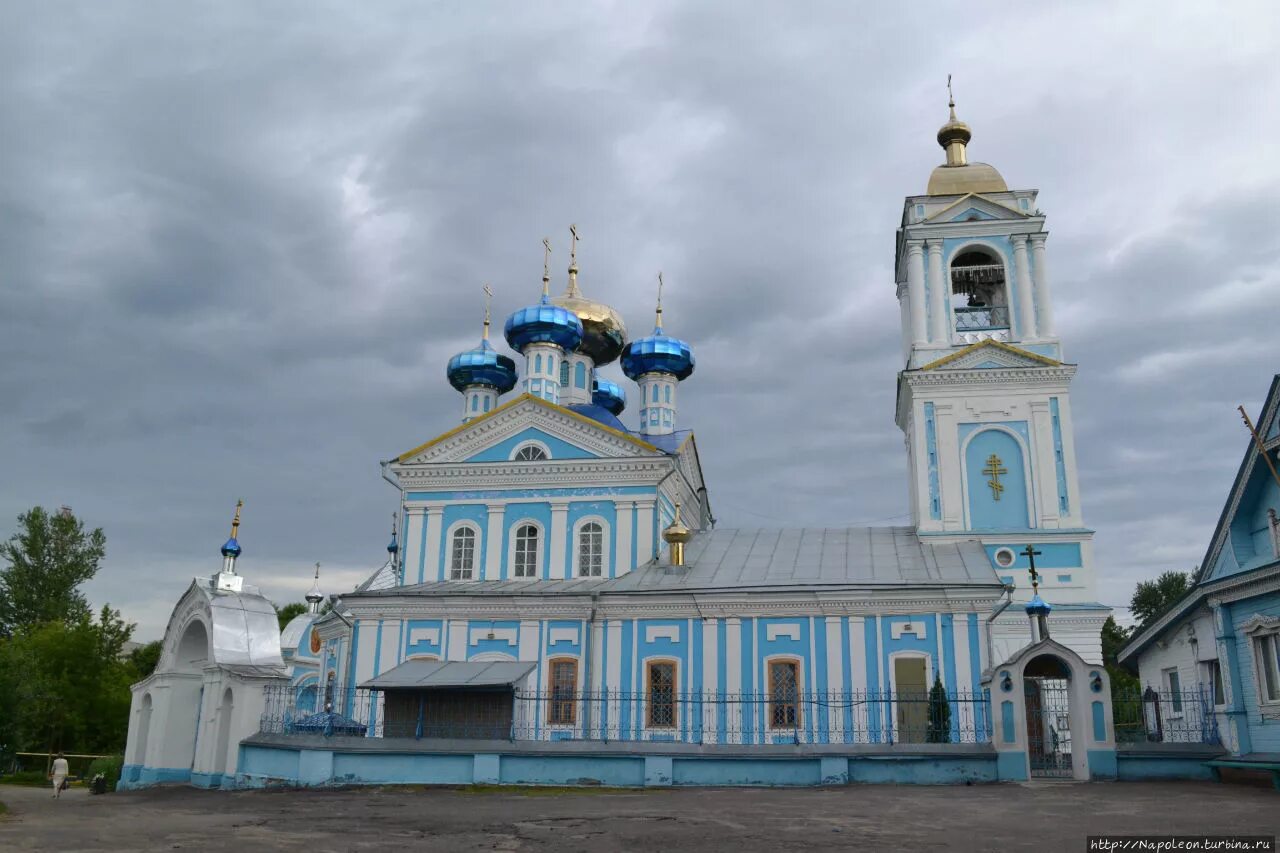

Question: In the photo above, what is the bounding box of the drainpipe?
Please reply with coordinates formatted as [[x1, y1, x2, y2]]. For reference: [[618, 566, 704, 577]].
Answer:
[[985, 584, 1016, 671], [582, 592, 599, 736]]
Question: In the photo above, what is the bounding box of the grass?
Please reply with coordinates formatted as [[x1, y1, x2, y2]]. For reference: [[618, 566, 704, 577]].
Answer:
[[0, 771, 50, 787]]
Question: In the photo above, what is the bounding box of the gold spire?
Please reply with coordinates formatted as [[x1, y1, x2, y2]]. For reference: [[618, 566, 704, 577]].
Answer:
[[566, 224, 581, 297], [482, 284, 493, 340], [655, 271, 665, 330], [229, 499, 242, 538], [937, 73, 972, 166], [662, 500, 692, 567], [541, 238, 552, 298]]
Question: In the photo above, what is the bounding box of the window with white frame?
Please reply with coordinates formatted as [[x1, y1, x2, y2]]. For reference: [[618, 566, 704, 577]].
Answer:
[[577, 521, 604, 577], [1254, 631, 1280, 705], [513, 523, 539, 578], [513, 444, 548, 461], [449, 527, 477, 580], [1202, 659, 1226, 707]]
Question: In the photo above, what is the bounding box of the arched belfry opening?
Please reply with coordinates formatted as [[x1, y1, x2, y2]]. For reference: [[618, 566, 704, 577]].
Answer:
[[175, 620, 210, 673], [950, 248, 1009, 336], [1023, 653, 1073, 779]]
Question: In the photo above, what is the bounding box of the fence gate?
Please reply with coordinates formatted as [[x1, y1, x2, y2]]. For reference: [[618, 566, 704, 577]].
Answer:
[[1024, 677, 1072, 779]]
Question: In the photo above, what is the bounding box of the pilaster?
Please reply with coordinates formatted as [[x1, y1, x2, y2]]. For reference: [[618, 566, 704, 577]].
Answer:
[[485, 506, 504, 580], [549, 501, 570, 579], [1029, 399, 1060, 528], [423, 506, 444, 584], [635, 499, 656, 564], [615, 500, 635, 576]]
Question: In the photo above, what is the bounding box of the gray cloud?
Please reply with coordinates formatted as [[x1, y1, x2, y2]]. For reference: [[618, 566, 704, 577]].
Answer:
[[1, 1, 1277, 637]]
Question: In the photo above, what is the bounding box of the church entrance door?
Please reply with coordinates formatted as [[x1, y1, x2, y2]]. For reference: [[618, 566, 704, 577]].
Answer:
[[893, 657, 928, 743]]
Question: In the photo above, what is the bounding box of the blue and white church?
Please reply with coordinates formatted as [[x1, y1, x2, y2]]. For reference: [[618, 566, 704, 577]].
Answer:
[[122, 98, 1114, 787]]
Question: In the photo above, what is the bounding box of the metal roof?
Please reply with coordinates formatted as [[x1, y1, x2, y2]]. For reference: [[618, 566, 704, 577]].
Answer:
[[351, 527, 1001, 599], [360, 660, 536, 690]]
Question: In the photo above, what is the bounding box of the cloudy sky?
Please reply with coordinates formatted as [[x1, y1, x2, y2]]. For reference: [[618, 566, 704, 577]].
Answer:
[[2, 2, 1277, 640]]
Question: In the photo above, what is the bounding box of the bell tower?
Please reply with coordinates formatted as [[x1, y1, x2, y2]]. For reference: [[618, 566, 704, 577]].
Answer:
[[893, 85, 1107, 664]]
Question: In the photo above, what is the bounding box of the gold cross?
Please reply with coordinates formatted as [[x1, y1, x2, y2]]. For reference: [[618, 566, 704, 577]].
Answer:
[[983, 454, 1007, 500]]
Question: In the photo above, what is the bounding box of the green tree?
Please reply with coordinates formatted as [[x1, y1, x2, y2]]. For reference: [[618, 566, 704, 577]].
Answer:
[[127, 640, 163, 680], [0, 507, 106, 637], [1130, 570, 1192, 631], [0, 607, 135, 755], [926, 673, 951, 743], [1102, 616, 1138, 692], [276, 602, 308, 631]]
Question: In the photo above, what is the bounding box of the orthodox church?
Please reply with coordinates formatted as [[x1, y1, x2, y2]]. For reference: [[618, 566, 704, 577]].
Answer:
[[122, 95, 1111, 786]]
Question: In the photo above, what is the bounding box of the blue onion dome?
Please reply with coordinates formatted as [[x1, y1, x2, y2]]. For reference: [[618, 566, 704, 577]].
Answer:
[[386, 530, 399, 554], [220, 537, 242, 558], [621, 325, 695, 381], [504, 297, 584, 353], [1025, 594, 1052, 616], [446, 338, 517, 393], [591, 377, 627, 415]]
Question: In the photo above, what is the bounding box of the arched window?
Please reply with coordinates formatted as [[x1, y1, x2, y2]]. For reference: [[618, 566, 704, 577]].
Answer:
[[470, 394, 479, 412], [535, 353, 543, 373], [514, 444, 548, 461], [950, 248, 1009, 333], [577, 521, 604, 577], [651, 385, 659, 403], [664, 385, 671, 403], [548, 658, 578, 725], [560, 359, 569, 386], [513, 523, 539, 578], [449, 527, 476, 580], [575, 362, 587, 388]]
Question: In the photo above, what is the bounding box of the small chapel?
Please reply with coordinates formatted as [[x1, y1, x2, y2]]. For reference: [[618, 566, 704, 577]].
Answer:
[[121, 94, 1117, 788]]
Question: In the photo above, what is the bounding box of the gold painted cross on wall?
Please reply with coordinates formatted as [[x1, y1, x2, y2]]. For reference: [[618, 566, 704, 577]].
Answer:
[[983, 454, 1007, 500]]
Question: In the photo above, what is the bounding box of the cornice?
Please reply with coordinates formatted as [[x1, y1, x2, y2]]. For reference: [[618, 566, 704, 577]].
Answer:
[[397, 458, 675, 492], [901, 365, 1077, 388], [901, 218, 1046, 242]]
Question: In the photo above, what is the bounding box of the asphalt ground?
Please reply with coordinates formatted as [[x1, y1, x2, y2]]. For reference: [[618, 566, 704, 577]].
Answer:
[[1, 780, 1277, 852]]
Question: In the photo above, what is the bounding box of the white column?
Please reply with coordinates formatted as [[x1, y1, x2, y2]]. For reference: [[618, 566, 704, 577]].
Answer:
[[934, 402, 962, 529], [634, 499, 656, 564], [1030, 234, 1054, 337], [550, 501, 569, 579], [906, 240, 927, 346], [615, 500, 635, 575], [485, 506, 504, 580], [1011, 235, 1037, 340], [423, 506, 444, 583], [926, 239, 948, 344]]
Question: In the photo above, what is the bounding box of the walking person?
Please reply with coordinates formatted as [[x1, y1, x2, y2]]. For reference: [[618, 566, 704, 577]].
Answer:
[[50, 752, 69, 799]]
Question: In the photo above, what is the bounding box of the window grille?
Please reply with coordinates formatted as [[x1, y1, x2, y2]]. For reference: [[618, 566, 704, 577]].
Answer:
[[450, 528, 476, 580], [515, 445, 547, 461], [578, 522, 603, 577], [769, 660, 799, 727], [647, 661, 676, 728]]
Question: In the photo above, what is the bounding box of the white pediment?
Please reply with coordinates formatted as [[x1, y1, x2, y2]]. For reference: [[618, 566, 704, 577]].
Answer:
[[395, 395, 660, 465], [924, 193, 1030, 224], [920, 340, 1061, 372]]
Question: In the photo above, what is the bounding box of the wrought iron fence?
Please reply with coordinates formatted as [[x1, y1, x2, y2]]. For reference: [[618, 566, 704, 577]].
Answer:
[[1112, 686, 1220, 746], [260, 683, 992, 746], [953, 305, 1010, 331]]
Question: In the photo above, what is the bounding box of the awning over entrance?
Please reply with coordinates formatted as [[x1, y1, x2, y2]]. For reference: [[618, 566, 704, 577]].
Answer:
[[359, 660, 535, 691]]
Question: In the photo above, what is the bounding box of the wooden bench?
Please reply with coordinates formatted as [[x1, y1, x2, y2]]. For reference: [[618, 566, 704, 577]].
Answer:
[[1205, 757, 1280, 790]]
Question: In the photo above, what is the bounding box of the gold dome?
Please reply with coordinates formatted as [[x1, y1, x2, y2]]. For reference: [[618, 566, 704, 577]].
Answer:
[[550, 265, 627, 366], [927, 162, 1008, 195]]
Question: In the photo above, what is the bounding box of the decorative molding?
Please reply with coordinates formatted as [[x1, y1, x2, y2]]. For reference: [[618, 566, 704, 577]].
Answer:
[[1240, 613, 1280, 636], [891, 621, 927, 640], [765, 623, 802, 641]]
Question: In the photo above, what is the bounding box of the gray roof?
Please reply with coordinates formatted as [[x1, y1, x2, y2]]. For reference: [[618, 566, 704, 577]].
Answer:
[[350, 527, 1001, 599], [360, 660, 536, 690]]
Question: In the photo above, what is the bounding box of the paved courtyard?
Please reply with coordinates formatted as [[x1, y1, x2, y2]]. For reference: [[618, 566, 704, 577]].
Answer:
[[1, 780, 1277, 851]]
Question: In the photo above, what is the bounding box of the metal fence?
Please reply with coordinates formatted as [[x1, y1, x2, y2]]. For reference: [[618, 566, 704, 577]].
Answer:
[[1112, 686, 1220, 746], [261, 684, 992, 746]]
